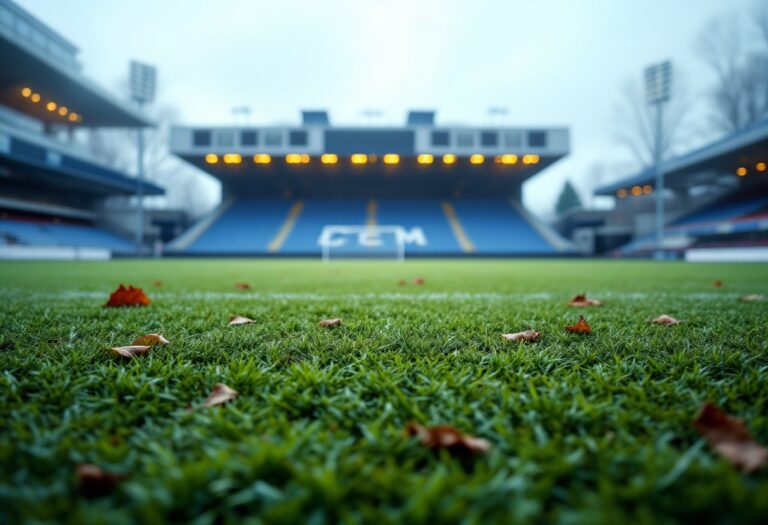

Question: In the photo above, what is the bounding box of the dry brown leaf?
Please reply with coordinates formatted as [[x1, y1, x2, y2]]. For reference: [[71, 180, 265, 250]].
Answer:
[[565, 315, 591, 333], [75, 464, 126, 498], [413, 277, 425, 285], [502, 329, 541, 342], [398, 279, 407, 286], [132, 333, 169, 346], [406, 422, 490, 456], [153, 280, 163, 288], [228, 315, 255, 326], [109, 345, 151, 358], [740, 294, 764, 302], [104, 284, 151, 307], [319, 318, 342, 327], [693, 402, 768, 473], [713, 280, 724, 288], [234, 282, 251, 290], [568, 293, 603, 307], [650, 314, 681, 325], [203, 383, 238, 407]]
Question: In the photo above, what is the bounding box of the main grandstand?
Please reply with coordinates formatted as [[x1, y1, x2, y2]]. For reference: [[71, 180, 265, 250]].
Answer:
[[0, 0, 161, 259], [169, 111, 571, 257], [594, 117, 768, 260]]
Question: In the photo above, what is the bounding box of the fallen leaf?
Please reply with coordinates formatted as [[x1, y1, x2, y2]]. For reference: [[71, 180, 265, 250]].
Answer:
[[413, 277, 425, 285], [713, 280, 723, 288], [568, 293, 603, 307], [105, 284, 151, 307], [406, 422, 490, 456], [153, 280, 163, 287], [204, 383, 238, 407], [228, 315, 255, 326], [693, 402, 768, 474], [740, 294, 764, 302], [502, 329, 541, 342], [565, 315, 591, 333], [132, 333, 169, 346], [398, 279, 407, 286], [75, 464, 126, 498], [650, 314, 681, 325], [109, 345, 151, 358], [319, 318, 342, 327], [234, 282, 251, 290]]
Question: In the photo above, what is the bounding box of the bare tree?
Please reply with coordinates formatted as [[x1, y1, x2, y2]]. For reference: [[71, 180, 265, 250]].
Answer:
[[613, 77, 691, 168], [697, 5, 768, 133]]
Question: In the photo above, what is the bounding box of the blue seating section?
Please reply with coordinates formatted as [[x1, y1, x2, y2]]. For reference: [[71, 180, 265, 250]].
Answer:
[[187, 200, 293, 253], [281, 200, 368, 254], [454, 200, 555, 253], [180, 198, 558, 255], [0, 219, 134, 251], [376, 200, 460, 254], [671, 195, 768, 233]]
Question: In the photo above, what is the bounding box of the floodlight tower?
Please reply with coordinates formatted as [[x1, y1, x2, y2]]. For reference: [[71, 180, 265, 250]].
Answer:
[[644, 61, 672, 260], [129, 60, 157, 254]]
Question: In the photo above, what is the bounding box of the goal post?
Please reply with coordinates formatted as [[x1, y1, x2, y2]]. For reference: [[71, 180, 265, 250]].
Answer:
[[318, 225, 426, 261]]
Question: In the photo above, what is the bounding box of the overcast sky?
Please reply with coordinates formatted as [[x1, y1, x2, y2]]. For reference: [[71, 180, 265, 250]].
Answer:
[[17, 0, 758, 215]]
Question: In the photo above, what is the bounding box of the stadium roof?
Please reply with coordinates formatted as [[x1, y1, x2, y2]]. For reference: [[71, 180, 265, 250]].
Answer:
[[0, 123, 164, 196], [595, 118, 768, 196], [169, 120, 569, 198], [0, 0, 151, 128]]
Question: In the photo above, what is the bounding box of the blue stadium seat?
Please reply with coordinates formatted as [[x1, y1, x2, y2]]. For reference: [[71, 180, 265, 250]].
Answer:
[[179, 198, 559, 255], [187, 200, 294, 253], [0, 219, 133, 251], [452, 200, 555, 254], [280, 200, 368, 254]]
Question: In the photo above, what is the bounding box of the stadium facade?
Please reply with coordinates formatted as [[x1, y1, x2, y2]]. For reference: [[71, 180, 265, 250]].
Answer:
[[169, 111, 572, 257], [0, 0, 162, 259], [590, 118, 768, 260]]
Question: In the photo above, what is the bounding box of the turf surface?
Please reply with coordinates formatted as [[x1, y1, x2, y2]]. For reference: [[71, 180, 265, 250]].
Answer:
[[0, 259, 767, 524]]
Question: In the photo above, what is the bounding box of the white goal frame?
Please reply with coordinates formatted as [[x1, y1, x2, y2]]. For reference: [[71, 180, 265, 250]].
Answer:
[[318, 225, 420, 262]]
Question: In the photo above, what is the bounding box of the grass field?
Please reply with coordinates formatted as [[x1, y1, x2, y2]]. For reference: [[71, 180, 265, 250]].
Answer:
[[1, 259, 767, 524]]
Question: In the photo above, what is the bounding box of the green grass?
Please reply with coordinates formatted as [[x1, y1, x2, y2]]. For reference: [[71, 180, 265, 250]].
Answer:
[[1, 259, 767, 524]]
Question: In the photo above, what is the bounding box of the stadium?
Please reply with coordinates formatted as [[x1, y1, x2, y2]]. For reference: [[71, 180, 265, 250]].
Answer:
[[167, 113, 571, 257], [1, 1, 767, 524]]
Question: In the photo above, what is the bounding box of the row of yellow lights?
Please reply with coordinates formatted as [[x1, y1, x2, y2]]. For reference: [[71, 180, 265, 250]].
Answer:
[[205, 153, 540, 166], [736, 162, 766, 177], [21, 87, 82, 123], [617, 185, 654, 199], [616, 161, 767, 198]]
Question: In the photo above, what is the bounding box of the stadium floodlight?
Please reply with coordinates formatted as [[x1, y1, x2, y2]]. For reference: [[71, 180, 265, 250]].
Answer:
[[644, 60, 672, 260], [129, 60, 157, 255]]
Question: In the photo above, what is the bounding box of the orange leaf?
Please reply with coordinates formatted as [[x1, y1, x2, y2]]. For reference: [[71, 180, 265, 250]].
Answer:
[[109, 345, 151, 358], [104, 284, 151, 307], [502, 329, 541, 342], [693, 402, 768, 473], [203, 383, 238, 407], [234, 282, 251, 290], [406, 422, 490, 456], [132, 333, 169, 346], [565, 315, 591, 333], [228, 315, 255, 326], [319, 318, 342, 327], [713, 280, 723, 288], [413, 277, 425, 285], [740, 294, 764, 302], [568, 293, 603, 307], [650, 314, 681, 325], [76, 464, 126, 498]]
